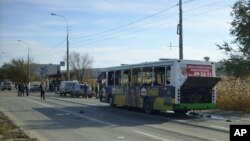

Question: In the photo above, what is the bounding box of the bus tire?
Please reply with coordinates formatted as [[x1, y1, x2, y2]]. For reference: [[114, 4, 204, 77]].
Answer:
[[144, 98, 153, 114], [109, 95, 116, 107], [99, 95, 103, 102]]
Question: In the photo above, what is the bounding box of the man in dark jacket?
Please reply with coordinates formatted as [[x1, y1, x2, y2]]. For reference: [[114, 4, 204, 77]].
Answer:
[[25, 83, 29, 96], [40, 81, 46, 100], [17, 83, 22, 96]]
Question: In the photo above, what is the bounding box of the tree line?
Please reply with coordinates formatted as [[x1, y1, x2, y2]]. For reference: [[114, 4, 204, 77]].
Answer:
[[0, 52, 94, 83], [217, 0, 250, 79]]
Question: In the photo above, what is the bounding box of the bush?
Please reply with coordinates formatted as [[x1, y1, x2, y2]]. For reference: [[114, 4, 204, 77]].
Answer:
[[217, 79, 250, 113]]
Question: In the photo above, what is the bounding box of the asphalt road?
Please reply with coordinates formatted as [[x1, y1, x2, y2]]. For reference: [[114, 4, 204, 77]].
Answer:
[[0, 91, 249, 141]]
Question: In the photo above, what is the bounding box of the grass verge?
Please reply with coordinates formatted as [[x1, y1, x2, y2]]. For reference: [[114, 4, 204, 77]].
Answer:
[[0, 112, 37, 141]]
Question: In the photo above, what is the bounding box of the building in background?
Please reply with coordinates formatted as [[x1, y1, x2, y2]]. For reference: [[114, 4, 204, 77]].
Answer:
[[31, 63, 60, 80]]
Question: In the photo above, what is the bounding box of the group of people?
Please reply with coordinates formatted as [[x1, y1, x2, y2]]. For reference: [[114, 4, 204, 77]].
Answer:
[[16, 81, 46, 101], [17, 82, 29, 96], [16, 80, 100, 101]]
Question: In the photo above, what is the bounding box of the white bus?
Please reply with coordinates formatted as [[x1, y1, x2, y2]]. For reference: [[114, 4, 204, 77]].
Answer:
[[97, 59, 221, 114]]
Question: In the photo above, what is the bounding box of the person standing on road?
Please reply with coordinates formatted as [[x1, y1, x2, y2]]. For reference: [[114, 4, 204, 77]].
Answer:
[[25, 83, 29, 96], [40, 81, 46, 101], [21, 82, 25, 96], [95, 84, 99, 99], [84, 82, 88, 98], [17, 83, 22, 96]]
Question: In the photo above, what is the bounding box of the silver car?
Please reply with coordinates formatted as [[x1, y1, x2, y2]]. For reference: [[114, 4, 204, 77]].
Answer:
[[29, 84, 40, 92], [71, 84, 92, 98], [59, 81, 78, 96]]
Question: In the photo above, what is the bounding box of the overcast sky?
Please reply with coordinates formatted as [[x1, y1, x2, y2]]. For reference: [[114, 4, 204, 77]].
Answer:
[[0, 0, 236, 69]]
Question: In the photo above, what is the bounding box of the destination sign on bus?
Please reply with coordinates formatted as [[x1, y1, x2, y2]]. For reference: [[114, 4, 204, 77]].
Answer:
[[186, 64, 212, 77]]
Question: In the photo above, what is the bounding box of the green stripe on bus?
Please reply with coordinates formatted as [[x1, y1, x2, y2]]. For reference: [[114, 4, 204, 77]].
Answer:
[[174, 103, 216, 110]]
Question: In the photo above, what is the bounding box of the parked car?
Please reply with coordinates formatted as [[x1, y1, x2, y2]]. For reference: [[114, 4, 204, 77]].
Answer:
[[71, 84, 92, 98], [1, 81, 11, 91], [59, 81, 78, 96], [29, 84, 40, 92]]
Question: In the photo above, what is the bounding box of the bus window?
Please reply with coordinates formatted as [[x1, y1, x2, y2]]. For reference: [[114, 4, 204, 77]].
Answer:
[[123, 70, 131, 86], [108, 71, 114, 86], [154, 67, 165, 86], [97, 72, 106, 84], [115, 70, 122, 86], [132, 68, 141, 86], [142, 67, 152, 86], [166, 66, 171, 85]]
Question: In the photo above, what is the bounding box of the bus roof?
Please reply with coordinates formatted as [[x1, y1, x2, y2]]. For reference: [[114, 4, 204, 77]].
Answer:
[[101, 59, 214, 72]]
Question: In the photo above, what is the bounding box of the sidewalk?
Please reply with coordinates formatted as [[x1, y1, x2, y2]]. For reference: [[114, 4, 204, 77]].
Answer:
[[0, 112, 36, 141]]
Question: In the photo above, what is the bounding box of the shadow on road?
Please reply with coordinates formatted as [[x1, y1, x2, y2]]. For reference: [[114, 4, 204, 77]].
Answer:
[[27, 104, 200, 130]]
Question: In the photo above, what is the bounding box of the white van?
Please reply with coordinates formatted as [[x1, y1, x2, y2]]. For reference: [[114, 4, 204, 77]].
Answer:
[[59, 81, 78, 96]]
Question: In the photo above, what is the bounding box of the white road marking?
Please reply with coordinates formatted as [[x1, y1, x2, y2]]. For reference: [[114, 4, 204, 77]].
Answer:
[[22, 97, 117, 127], [50, 97, 101, 106], [134, 130, 171, 141], [117, 136, 125, 139]]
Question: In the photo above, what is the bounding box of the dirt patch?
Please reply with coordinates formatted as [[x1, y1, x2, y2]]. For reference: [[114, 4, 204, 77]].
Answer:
[[0, 112, 37, 141]]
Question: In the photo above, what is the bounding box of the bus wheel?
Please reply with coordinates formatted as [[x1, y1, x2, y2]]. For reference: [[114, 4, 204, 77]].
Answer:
[[109, 95, 116, 107], [99, 95, 103, 102], [144, 98, 152, 114]]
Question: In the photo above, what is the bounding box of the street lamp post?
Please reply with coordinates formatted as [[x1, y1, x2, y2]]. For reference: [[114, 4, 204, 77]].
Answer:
[[51, 13, 70, 81], [18, 40, 30, 89]]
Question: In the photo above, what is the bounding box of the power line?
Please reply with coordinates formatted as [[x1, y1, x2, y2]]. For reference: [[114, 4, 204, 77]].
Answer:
[[71, 0, 226, 45], [36, 0, 228, 51], [72, 0, 199, 45], [71, 1, 231, 47], [72, 19, 178, 48], [71, 8, 181, 45], [71, 3, 179, 40], [183, 0, 196, 4], [32, 38, 66, 57], [183, 0, 225, 13], [184, 5, 230, 20], [71, 0, 196, 41]]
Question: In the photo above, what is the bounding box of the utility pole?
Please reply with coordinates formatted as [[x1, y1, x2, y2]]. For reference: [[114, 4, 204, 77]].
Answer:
[[28, 48, 31, 88], [177, 0, 183, 60], [51, 13, 70, 80], [66, 27, 69, 81]]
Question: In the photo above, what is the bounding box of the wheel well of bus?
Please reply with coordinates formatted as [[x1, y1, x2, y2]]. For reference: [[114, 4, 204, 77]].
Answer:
[[143, 96, 155, 106], [107, 93, 113, 102]]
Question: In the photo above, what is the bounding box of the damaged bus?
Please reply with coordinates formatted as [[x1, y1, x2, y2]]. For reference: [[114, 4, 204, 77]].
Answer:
[[97, 59, 221, 114]]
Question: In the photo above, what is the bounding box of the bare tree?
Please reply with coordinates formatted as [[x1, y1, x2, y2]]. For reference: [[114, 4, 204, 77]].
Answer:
[[66, 52, 94, 83]]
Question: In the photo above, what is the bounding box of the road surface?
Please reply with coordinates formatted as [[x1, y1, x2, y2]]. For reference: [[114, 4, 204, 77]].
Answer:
[[0, 91, 249, 141]]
